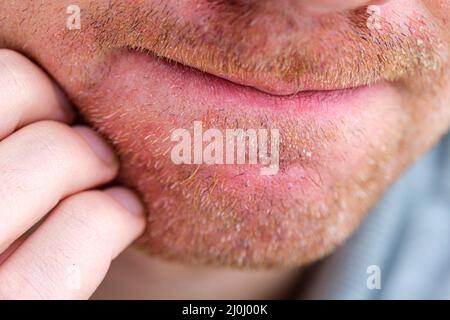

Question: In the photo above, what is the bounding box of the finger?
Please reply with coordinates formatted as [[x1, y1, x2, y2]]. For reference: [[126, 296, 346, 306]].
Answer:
[[0, 49, 74, 140], [0, 121, 118, 252], [0, 223, 38, 265], [0, 188, 146, 300]]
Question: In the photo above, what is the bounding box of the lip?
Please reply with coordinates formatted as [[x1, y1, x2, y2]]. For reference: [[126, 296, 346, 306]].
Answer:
[[128, 48, 373, 115], [135, 47, 368, 96]]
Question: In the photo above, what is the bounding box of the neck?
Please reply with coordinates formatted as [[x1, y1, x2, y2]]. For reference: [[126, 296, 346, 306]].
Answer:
[[93, 247, 302, 299]]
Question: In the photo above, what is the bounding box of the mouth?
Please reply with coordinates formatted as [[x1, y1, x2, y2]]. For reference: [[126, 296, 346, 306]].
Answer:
[[132, 48, 369, 97], [90, 46, 392, 193], [117, 48, 381, 181], [129, 47, 373, 113]]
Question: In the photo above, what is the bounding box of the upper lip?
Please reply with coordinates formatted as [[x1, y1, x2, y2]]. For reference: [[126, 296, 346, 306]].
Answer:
[[135, 48, 361, 97]]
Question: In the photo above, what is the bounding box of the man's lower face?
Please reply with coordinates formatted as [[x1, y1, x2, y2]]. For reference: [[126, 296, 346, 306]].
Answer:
[[1, 0, 449, 267]]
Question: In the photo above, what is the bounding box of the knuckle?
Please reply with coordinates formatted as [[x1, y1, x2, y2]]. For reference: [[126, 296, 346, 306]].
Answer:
[[56, 191, 120, 245], [26, 122, 114, 170], [0, 121, 76, 204], [21, 121, 76, 167], [0, 122, 90, 212], [22, 120, 86, 164]]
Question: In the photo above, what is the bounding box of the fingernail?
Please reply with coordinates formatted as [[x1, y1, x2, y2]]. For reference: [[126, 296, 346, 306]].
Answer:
[[105, 187, 145, 216], [73, 126, 117, 165]]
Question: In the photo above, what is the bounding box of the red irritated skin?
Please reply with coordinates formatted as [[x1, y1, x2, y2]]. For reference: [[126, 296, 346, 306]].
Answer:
[[0, 0, 449, 268]]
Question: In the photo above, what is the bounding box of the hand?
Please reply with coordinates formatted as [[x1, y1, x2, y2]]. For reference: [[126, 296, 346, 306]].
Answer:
[[0, 50, 145, 299]]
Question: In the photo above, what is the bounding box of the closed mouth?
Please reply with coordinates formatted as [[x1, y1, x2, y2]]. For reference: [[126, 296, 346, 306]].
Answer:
[[131, 46, 369, 97]]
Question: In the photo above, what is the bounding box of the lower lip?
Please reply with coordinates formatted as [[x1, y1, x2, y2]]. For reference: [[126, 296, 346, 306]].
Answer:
[[125, 49, 377, 116]]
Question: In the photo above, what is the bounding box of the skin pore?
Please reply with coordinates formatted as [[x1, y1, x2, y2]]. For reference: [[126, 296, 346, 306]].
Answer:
[[0, 0, 450, 298]]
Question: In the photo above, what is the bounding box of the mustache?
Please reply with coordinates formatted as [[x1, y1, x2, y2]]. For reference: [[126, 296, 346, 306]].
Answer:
[[82, 0, 444, 93]]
